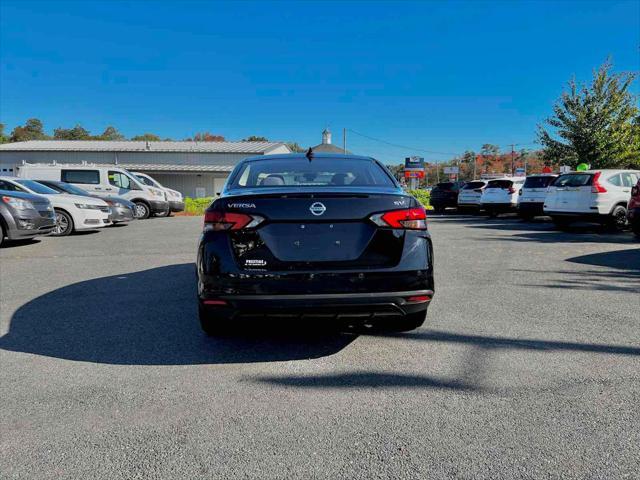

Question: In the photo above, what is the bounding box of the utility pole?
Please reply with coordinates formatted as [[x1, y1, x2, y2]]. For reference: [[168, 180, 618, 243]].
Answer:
[[510, 144, 515, 176], [343, 128, 347, 154]]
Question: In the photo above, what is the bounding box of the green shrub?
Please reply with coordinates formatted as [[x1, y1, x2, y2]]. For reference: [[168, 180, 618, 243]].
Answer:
[[407, 189, 433, 209], [184, 197, 213, 215]]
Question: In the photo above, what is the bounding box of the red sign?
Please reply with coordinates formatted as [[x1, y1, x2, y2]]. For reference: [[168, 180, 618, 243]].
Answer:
[[542, 166, 553, 174], [404, 170, 424, 179]]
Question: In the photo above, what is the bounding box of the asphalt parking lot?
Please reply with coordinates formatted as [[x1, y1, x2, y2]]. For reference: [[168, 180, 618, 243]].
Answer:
[[1, 216, 639, 479]]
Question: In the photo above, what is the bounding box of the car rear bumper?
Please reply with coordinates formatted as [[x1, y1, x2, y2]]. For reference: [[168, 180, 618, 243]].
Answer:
[[481, 202, 517, 211], [199, 289, 434, 319], [518, 202, 545, 216]]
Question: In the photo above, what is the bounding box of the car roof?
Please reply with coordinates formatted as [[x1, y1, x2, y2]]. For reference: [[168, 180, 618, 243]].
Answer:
[[0, 188, 45, 201]]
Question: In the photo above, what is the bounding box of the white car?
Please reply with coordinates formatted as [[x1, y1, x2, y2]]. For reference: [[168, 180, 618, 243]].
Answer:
[[0, 176, 111, 236], [16, 163, 169, 219], [480, 177, 525, 217], [457, 180, 488, 212], [131, 172, 185, 216], [544, 169, 640, 230], [517, 174, 558, 220]]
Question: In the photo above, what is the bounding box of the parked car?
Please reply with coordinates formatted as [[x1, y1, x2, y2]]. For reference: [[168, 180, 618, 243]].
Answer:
[[16, 163, 169, 219], [517, 174, 558, 220], [430, 181, 465, 213], [35, 179, 135, 225], [0, 190, 56, 246], [480, 177, 525, 217], [457, 180, 488, 213], [0, 176, 111, 236], [544, 169, 640, 230], [627, 177, 640, 238], [131, 172, 185, 216], [196, 153, 434, 335]]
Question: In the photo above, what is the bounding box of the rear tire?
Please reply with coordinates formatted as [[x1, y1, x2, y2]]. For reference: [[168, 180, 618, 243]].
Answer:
[[52, 209, 74, 236], [155, 209, 170, 218], [605, 205, 628, 232], [133, 201, 150, 220], [0, 221, 4, 247], [198, 303, 233, 336]]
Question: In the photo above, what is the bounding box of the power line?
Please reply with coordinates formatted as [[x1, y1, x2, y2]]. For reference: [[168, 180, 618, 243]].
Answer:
[[347, 129, 460, 157]]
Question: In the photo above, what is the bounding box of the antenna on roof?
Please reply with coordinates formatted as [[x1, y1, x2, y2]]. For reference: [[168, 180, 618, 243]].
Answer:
[[305, 147, 314, 162]]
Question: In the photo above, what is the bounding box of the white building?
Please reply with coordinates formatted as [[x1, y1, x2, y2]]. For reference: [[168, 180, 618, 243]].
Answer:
[[0, 140, 291, 197]]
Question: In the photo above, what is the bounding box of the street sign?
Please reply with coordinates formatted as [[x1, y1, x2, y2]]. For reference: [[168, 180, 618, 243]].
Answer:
[[514, 167, 526, 176], [559, 165, 571, 173], [404, 170, 424, 179], [405, 156, 425, 170], [443, 166, 459, 174]]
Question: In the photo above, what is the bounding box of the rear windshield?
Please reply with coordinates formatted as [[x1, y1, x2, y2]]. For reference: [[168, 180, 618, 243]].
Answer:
[[486, 180, 513, 189], [552, 174, 592, 187], [462, 181, 486, 189], [523, 176, 556, 188], [229, 158, 395, 188]]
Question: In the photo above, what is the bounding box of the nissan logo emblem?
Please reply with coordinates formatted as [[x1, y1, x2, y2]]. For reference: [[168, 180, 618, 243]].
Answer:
[[309, 202, 326, 216]]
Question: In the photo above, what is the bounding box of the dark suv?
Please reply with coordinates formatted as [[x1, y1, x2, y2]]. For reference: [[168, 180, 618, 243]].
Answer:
[[628, 178, 640, 239], [0, 190, 56, 246], [430, 181, 465, 213]]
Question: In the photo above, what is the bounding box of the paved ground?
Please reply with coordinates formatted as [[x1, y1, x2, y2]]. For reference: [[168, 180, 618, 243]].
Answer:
[[1, 215, 639, 479]]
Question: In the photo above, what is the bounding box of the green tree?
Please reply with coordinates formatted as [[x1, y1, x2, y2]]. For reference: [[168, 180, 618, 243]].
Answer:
[[53, 124, 92, 140], [480, 144, 499, 173], [537, 60, 639, 168], [243, 135, 269, 142], [131, 133, 162, 141], [10, 118, 49, 142], [285, 142, 305, 153], [98, 126, 125, 141], [461, 150, 476, 180], [0, 123, 8, 143], [191, 132, 225, 142]]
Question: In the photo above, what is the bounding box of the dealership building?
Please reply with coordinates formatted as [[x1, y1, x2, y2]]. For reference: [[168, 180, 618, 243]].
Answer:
[[0, 140, 291, 197]]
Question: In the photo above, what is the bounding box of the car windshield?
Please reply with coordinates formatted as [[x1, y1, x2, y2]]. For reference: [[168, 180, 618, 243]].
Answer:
[[229, 158, 395, 188], [552, 174, 592, 187], [54, 182, 90, 196], [524, 176, 556, 188], [15, 179, 60, 194], [135, 174, 162, 188], [462, 181, 486, 189], [486, 180, 513, 189]]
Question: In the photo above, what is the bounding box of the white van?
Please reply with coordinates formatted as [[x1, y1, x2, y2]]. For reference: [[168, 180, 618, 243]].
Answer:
[[544, 169, 640, 230], [517, 174, 558, 220], [131, 172, 185, 216], [17, 163, 169, 219], [0, 176, 110, 236], [480, 177, 525, 217]]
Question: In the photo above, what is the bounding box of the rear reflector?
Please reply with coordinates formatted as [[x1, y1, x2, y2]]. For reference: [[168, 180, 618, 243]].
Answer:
[[370, 207, 427, 230], [204, 211, 264, 231], [405, 295, 431, 303], [203, 299, 228, 306]]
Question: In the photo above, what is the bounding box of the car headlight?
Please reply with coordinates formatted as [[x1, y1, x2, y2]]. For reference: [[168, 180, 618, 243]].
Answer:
[[75, 203, 101, 210], [2, 196, 36, 210], [149, 188, 164, 198]]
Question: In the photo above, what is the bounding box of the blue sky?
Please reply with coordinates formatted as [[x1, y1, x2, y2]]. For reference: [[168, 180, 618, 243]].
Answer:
[[1, 0, 638, 163]]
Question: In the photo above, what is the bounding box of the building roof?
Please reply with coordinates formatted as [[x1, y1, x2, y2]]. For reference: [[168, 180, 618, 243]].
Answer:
[[0, 140, 289, 154], [120, 163, 234, 173], [310, 142, 350, 154]]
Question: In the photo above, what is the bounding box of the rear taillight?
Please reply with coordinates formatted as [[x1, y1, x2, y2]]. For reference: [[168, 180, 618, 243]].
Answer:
[[370, 207, 427, 230], [507, 186, 516, 194], [203, 210, 264, 231], [591, 171, 607, 193]]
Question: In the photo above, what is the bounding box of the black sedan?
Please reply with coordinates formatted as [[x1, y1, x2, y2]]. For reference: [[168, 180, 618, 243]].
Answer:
[[196, 153, 435, 335]]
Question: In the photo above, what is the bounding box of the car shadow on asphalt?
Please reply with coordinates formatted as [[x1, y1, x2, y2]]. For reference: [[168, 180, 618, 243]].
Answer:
[[0, 263, 357, 365], [0, 238, 42, 249]]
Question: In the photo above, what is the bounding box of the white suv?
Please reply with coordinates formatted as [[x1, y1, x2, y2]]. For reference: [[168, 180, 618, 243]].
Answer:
[[544, 169, 640, 230], [0, 176, 111, 236], [457, 181, 488, 212], [517, 174, 558, 220], [480, 177, 525, 217]]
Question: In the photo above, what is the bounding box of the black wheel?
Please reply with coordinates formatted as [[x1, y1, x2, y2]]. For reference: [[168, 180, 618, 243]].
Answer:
[[0, 221, 4, 247], [388, 311, 427, 332], [606, 205, 628, 232], [52, 209, 74, 236], [198, 303, 233, 336], [133, 201, 150, 219], [154, 209, 170, 218]]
